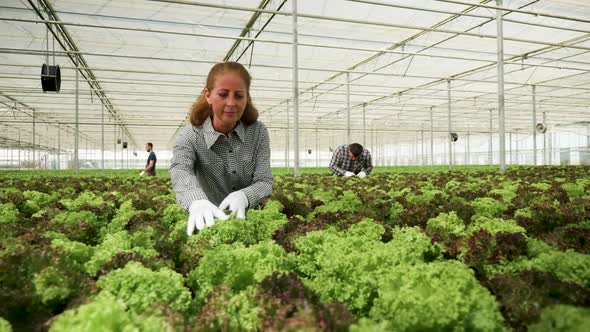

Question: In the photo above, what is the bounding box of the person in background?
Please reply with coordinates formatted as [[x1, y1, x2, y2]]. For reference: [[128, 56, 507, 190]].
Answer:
[[169, 62, 273, 236], [140, 142, 157, 176], [329, 143, 372, 178]]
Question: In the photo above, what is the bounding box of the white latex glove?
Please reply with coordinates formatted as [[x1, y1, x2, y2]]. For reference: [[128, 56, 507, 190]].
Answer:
[[344, 171, 355, 177], [139, 171, 145, 176], [187, 199, 229, 236], [219, 191, 248, 219], [357, 171, 367, 178]]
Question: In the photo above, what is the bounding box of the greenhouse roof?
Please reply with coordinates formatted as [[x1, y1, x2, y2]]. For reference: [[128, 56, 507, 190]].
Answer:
[[1, 0, 590, 154]]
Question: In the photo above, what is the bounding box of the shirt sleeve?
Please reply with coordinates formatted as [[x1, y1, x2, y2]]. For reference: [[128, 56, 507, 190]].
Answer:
[[363, 150, 373, 175], [329, 145, 347, 176], [169, 127, 209, 211], [241, 123, 273, 208]]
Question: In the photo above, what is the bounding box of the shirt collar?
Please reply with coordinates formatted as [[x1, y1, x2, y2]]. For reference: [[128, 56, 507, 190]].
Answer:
[[199, 116, 245, 149]]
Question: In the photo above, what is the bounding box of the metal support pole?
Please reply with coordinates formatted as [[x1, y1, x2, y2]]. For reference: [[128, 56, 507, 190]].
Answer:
[[489, 109, 493, 164], [447, 80, 452, 171], [285, 100, 290, 171], [57, 123, 60, 170], [101, 104, 105, 169], [18, 132, 20, 170], [371, 122, 374, 157], [346, 72, 351, 144], [362, 103, 366, 146], [515, 132, 519, 165], [74, 57, 79, 174], [39, 136, 42, 169], [119, 132, 127, 169], [292, 0, 300, 176], [543, 111, 547, 165], [413, 134, 417, 165], [443, 138, 447, 164], [32, 108, 35, 167], [315, 128, 319, 167], [532, 85, 537, 165], [421, 128, 425, 166], [548, 132, 553, 165], [497, 0, 506, 173], [114, 124, 117, 169], [467, 129, 471, 165], [430, 107, 434, 166], [509, 132, 512, 165], [376, 133, 380, 166]]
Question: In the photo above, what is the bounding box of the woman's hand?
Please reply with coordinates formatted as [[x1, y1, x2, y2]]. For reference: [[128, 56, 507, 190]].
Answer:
[[219, 191, 248, 219], [187, 200, 229, 236]]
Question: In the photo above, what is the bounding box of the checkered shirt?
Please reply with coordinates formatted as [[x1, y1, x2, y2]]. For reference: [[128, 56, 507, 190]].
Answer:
[[328, 144, 373, 176], [169, 117, 273, 211]]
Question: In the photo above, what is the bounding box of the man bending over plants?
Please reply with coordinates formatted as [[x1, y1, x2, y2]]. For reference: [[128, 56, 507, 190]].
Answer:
[[329, 143, 372, 178]]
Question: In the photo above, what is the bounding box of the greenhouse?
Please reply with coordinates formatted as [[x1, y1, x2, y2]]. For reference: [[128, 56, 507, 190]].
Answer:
[[1, 0, 590, 331]]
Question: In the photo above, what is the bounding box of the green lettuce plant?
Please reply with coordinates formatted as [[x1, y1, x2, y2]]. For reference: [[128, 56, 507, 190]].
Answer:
[[485, 238, 590, 287], [466, 216, 526, 236], [22, 190, 59, 215], [471, 197, 507, 219], [59, 191, 112, 211], [0, 317, 11, 332], [426, 211, 466, 239], [84, 230, 158, 276], [181, 201, 288, 259], [295, 220, 442, 314], [49, 292, 172, 332], [52, 211, 98, 226], [33, 266, 72, 305], [49, 236, 94, 272], [101, 200, 141, 236], [187, 240, 290, 308], [366, 260, 506, 331], [0, 203, 18, 225], [313, 190, 362, 215], [529, 305, 590, 332], [96, 261, 191, 314]]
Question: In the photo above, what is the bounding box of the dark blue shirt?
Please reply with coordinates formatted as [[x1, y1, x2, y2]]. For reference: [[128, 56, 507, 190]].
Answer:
[[146, 151, 157, 176]]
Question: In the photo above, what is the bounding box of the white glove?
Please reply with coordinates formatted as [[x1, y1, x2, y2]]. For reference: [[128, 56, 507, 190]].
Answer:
[[344, 171, 355, 177], [357, 171, 367, 178], [219, 191, 248, 219], [187, 199, 229, 236], [139, 171, 145, 176]]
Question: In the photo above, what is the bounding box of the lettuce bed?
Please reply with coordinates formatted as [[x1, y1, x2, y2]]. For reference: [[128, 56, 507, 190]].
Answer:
[[1, 166, 589, 331]]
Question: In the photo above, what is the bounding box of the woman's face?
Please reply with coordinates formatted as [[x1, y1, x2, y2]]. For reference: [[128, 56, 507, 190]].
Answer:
[[205, 71, 247, 131]]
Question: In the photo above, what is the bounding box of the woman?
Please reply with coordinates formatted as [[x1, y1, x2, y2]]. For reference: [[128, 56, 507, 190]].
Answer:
[[170, 62, 273, 236]]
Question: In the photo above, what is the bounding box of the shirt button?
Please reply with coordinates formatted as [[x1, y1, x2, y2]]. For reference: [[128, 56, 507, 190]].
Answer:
[[232, 170, 236, 174]]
